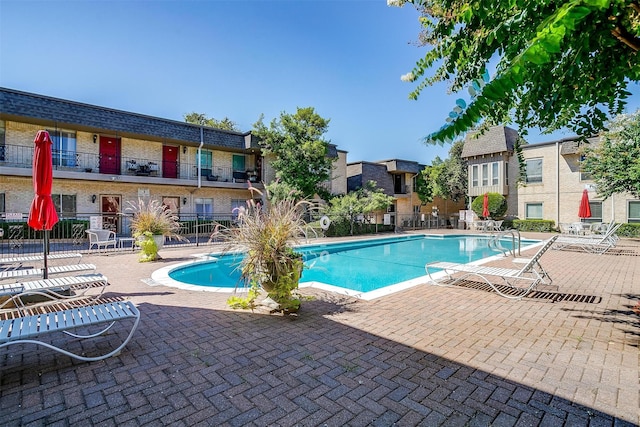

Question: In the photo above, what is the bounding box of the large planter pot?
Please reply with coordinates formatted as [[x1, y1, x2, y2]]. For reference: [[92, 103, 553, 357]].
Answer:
[[152, 234, 165, 251]]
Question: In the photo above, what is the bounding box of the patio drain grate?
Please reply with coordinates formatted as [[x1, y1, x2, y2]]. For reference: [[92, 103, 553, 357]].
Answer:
[[448, 279, 602, 303]]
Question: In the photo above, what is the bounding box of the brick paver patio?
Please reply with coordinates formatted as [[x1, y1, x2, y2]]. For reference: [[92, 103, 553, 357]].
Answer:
[[1, 231, 638, 426]]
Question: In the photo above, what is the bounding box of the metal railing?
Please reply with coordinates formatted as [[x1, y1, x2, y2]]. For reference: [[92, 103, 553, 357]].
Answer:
[[488, 229, 522, 257], [0, 143, 262, 183], [0, 212, 253, 258]]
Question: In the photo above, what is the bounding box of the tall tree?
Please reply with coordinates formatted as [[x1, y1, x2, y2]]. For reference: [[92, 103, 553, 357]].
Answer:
[[581, 110, 640, 198], [253, 107, 336, 199], [184, 112, 240, 132], [390, 0, 640, 144], [416, 140, 468, 203], [327, 181, 395, 235]]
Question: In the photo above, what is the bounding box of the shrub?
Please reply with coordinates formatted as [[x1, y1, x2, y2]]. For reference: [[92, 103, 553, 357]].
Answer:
[[471, 193, 507, 219], [512, 219, 556, 232], [617, 223, 640, 238]]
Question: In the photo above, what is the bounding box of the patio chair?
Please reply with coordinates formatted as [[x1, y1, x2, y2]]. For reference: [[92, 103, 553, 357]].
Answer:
[[425, 236, 558, 299], [0, 263, 97, 282], [0, 253, 82, 271], [553, 223, 622, 254], [0, 300, 140, 362], [0, 273, 109, 314], [86, 229, 117, 253]]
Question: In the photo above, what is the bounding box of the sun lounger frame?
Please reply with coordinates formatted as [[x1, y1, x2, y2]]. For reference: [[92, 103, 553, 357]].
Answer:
[[425, 236, 558, 299], [0, 300, 139, 362]]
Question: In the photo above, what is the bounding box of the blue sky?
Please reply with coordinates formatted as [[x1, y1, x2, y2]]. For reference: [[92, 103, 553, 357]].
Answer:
[[2, 0, 639, 165]]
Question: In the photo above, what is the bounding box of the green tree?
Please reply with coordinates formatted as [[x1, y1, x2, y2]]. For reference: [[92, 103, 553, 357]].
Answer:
[[390, 0, 640, 144], [581, 111, 640, 198], [184, 112, 240, 132], [253, 107, 336, 200], [438, 140, 468, 201], [471, 192, 508, 219], [415, 140, 468, 203], [327, 181, 394, 235]]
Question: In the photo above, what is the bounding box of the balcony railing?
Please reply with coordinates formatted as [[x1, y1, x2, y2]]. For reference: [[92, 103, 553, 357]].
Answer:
[[0, 144, 261, 183]]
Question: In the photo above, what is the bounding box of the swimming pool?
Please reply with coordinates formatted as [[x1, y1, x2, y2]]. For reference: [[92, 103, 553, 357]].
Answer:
[[153, 234, 540, 300]]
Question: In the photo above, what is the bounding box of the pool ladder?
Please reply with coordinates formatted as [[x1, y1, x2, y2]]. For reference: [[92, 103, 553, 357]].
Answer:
[[488, 229, 522, 257]]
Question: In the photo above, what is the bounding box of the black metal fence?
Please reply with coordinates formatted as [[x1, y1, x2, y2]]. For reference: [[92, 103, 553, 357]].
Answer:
[[0, 212, 243, 258]]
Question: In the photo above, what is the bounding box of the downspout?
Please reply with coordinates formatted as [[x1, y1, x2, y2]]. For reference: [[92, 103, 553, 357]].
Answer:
[[556, 141, 560, 225], [197, 127, 204, 188]]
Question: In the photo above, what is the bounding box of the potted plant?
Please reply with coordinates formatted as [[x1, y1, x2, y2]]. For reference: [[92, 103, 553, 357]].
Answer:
[[220, 186, 309, 314], [126, 198, 185, 262]]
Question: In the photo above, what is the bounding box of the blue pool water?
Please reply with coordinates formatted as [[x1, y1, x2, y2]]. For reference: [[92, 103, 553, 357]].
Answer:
[[167, 235, 537, 293]]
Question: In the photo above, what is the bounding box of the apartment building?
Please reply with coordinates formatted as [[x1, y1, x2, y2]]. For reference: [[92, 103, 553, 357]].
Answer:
[[346, 159, 465, 227], [461, 126, 640, 225], [0, 88, 346, 234]]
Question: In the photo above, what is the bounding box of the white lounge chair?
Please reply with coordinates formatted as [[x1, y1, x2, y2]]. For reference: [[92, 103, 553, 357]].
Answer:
[[553, 223, 621, 254], [0, 263, 96, 282], [0, 273, 109, 314], [0, 253, 83, 271], [425, 236, 558, 299], [0, 300, 140, 362]]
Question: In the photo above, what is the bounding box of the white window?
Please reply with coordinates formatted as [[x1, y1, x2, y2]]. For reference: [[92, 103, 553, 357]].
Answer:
[[48, 129, 77, 167], [491, 162, 499, 186], [195, 198, 213, 220], [525, 203, 543, 219], [586, 201, 602, 223], [52, 194, 76, 216], [481, 164, 488, 186], [505, 163, 509, 186], [525, 159, 543, 183], [471, 165, 479, 187], [629, 201, 640, 223]]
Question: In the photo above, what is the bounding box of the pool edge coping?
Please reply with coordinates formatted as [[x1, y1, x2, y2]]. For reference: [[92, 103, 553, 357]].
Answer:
[[149, 234, 545, 300]]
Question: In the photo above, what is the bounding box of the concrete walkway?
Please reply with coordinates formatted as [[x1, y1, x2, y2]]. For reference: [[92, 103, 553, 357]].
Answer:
[[1, 231, 638, 426]]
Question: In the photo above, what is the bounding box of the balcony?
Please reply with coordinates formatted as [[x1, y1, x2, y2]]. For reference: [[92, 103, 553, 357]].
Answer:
[[0, 144, 262, 186]]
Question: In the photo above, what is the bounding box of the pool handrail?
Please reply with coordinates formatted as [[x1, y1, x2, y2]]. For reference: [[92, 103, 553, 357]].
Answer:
[[488, 229, 522, 257]]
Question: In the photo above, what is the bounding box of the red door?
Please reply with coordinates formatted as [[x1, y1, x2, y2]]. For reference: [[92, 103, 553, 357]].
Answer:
[[162, 145, 179, 179], [99, 136, 121, 174]]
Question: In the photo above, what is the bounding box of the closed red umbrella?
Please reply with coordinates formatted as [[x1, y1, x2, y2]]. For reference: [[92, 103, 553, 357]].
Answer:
[[27, 130, 59, 278], [578, 189, 591, 220], [482, 193, 490, 218]]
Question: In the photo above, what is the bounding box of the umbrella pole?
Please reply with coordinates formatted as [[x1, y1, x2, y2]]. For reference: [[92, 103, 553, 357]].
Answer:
[[43, 230, 49, 279]]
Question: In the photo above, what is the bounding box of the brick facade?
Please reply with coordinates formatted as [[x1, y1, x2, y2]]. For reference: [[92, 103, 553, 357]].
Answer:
[[462, 126, 640, 225]]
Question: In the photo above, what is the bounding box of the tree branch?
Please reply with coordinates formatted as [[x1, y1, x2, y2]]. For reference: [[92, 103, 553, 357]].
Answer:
[[611, 26, 640, 52]]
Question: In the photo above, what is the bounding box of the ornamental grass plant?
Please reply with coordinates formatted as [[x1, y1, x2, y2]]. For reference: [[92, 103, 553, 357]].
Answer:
[[217, 186, 311, 313], [126, 198, 186, 261]]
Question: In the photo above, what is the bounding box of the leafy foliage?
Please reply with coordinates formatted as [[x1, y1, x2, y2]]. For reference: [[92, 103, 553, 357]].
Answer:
[[391, 0, 640, 144], [581, 110, 640, 198], [416, 140, 468, 203], [512, 219, 556, 232], [326, 181, 394, 235], [470, 192, 508, 219], [184, 112, 240, 132], [253, 107, 336, 199]]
